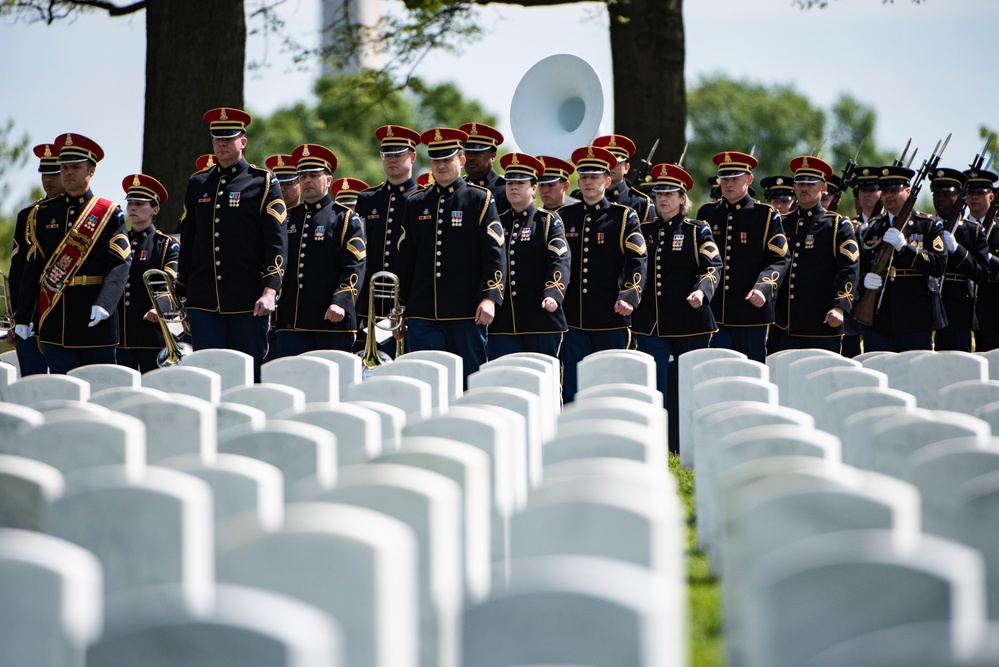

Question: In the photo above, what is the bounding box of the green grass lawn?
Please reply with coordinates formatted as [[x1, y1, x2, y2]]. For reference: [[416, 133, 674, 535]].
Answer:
[[669, 453, 724, 666]]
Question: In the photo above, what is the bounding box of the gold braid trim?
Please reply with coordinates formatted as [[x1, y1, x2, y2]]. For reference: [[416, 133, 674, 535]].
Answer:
[[700, 266, 718, 286], [335, 273, 359, 298], [486, 270, 505, 295], [837, 281, 855, 304], [264, 254, 284, 280], [544, 270, 566, 297], [624, 271, 643, 296], [759, 271, 781, 296]]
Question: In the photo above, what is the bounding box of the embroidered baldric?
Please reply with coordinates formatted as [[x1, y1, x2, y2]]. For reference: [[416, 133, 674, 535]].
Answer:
[[37, 196, 117, 329]]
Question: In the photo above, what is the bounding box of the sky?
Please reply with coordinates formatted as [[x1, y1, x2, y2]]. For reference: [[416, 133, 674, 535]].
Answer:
[[2, 0, 997, 212]]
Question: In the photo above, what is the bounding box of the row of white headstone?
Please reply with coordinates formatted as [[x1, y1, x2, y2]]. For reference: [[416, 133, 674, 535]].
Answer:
[[0, 347, 685, 667], [680, 346, 999, 666]]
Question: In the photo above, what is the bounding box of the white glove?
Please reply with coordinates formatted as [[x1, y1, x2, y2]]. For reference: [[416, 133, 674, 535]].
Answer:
[[863, 273, 883, 290], [88, 305, 110, 328], [883, 227, 906, 250], [941, 230, 958, 253], [13, 323, 33, 340]]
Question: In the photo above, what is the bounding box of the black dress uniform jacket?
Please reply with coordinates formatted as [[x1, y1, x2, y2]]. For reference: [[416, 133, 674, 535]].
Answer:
[[978, 225, 999, 334], [9, 195, 58, 323], [178, 158, 288, 314], [16, 189, 131, 347], [468, 168, 508, 213], [696, 195, 789, 326], [559, 197, 648, 330], [939, 219, 989, 332], [491, 203, 570, 335], [396, 178, 506, 320], [275, 194, 366, 333], [775, 204, 860, 336], [633, 214, 721, 337], [607, 179, 655, 223], [353, 177, 417, 318], [118, 226, 180, 349], [857, 211, 947, 333]]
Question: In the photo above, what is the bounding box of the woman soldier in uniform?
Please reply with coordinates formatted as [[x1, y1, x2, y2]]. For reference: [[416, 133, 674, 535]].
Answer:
[[633, 163, 722, 452], [116, 174, 180, 372], [487, 152, 571, 360]]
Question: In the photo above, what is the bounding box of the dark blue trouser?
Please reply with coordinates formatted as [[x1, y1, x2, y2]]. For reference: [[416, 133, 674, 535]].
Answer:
[[934, 330, 972, 352], [15, 335, 48, 376], [635, 332, 712, 454], [710, 324, 768, 363], [188, 309, 270, 382], [559, 327, 630, 404], [116, 347, 161, 374], [274, 330, 355, 358], [769, 328, 842, 354], [41, 343, 116, 375], [861, 328, 933, 353], [487, 332, 563, 361], [406, 318, 487, 388]]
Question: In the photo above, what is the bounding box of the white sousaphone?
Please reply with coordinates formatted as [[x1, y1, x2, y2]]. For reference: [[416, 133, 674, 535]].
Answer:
[[510, 54, 604, 158]]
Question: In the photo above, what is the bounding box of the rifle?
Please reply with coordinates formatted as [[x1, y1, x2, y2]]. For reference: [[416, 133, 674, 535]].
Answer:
[[853, 134, 950, 326], [945, 134, 994, 234], [828, 138, 865, 213], [633, 138, 660, 190], [984, 187, 999, 244]]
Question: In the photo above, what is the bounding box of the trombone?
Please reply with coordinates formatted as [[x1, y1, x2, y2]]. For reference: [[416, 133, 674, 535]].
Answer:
[[142, 268, 192, 367], [358, 271, 405, 374], [0, 268, 12, 336]]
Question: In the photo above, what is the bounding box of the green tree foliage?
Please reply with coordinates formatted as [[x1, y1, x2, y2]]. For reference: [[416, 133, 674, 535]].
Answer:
[[686, 74, 825, 191], [0, 119, 32, 274], [247, 71, 497, 187], [685, 75, 896, 212]]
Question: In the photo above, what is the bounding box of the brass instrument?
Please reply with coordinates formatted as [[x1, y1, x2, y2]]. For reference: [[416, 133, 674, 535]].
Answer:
[[142, 268, 192, 367], [0, 268, 12, 336], [358, 271, 405, 376]]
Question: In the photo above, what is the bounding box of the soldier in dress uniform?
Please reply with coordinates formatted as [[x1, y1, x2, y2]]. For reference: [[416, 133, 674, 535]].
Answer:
[[929, 168, 989, 352], [633, 163, 720, 451], [488, 152, 570, 360], [6, 143, 63, 375], [558, 144, 648, 403], [852, 167, 883, 225], [265, 153, 301, 209], [968, 169, 999, 350], [115, 174, 181, 372], [177, 107, 288, 381], [331, 177, 369, 209], [821, 174, 843, 211], [761, 175, 796, 217], [771, 156, 859, 353], [273, 144, 365, 356], [841, 167, 883, 357], [354, 124, 421, 358], [14, 133, 131, 374], [592, 134, 655, 223], [395, 127, 506, 386], [857, 166, 947, 352], [706, 176, 721, 203], [696, 151, 788, 362], [536, 155, 579, 211], [459, 122, 508, 211]]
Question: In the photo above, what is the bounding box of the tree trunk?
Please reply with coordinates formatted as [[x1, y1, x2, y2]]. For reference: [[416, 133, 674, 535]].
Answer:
[[143, 0, 245, 232], [608, 0, 685, 167]]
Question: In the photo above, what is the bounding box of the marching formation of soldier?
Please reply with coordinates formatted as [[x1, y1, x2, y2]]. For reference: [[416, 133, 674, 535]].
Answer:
[[8, 106, 998, 440]]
